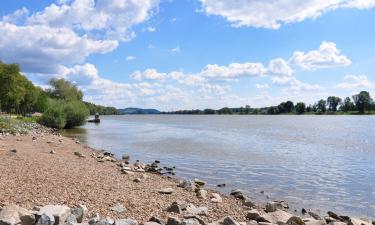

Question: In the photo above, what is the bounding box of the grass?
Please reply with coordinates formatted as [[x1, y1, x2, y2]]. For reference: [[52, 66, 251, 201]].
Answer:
[[0, 114, 39, 135]]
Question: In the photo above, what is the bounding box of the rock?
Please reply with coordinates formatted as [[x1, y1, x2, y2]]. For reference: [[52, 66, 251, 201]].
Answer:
[[183, 216, 205, 225], [10, 149, 17, 153], [194, 179, 206, 186], [308, 212, 322, 220], [246, 221, 258, 225], [247, 209, 262, 221], [251, 209, 293, 224], [167, 202, 182, 214], [286, 217, 305, 225], [181, 219, 201, 225], [74, 152, 85, 158], [38, 205, 71, 225], [265, 202, 284, 213], [210, 193, 222, 203], [167, 217, 181, 225], [145, 223, 161, 225], [50, 150, 56, 154], [36, 214, 53, 225], [230, 190, 246, 200], [32, 137, 37, 141], [88, 214, 100, 225], [178, 180, 196, 191], [185, 205, 208, 216], [109, 203, 126, 213], [133, 178, 142, 183], [122, 155, 130, 161], [303, 218, 326, 225], [327, 212, 344, 222], [222, 217, 240, 225], [149, 216, 164, 225], [115, 219, 137, 225], [348, 218, 372, 225], [122, 170, 134, 175], [159, 188, 175, 194], [328, 222, 346, 225], [65, 214, 77, 224], [216, 184, 226, 188], [243, 199, 256, 208], [324, 218, 337, 224], [71, 205, 87, 223], [302, 209, 307, 215], [196, 190, 208, 200], [0, 205, 35, 225]]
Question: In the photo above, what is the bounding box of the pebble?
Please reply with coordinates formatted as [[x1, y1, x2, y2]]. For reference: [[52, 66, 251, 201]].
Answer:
[[159, 188, 175, 194], [110, 203, 126, 213]]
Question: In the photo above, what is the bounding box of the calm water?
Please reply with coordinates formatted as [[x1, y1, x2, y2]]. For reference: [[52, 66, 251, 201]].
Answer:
[[64, 115, 375, 217]]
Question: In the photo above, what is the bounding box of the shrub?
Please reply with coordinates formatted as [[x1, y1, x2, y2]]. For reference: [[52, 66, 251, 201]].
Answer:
[[63, 100, 89, 128], [39, 101, 66, 129]]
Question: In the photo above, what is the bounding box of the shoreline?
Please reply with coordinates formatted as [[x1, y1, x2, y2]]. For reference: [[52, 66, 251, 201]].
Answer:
[[0, 123, 373, 225]]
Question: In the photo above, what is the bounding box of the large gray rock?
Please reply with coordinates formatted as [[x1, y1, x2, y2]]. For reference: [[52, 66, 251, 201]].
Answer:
[[38, 205, 70, 225], [167, 202, 182, 214], [36, 214, 54, 225], [167, 217, 181, 225], [286, 217, 305, 225], [110, 203, 126, 213], [328, 222, 346, 225], [0, 205, 35, 225], [181, 219, 201, 225], [222, 217, 240, 225], [178, 180, 196, 191], [185, 205, 208, 216], [303, 218, 326, 225], [248, 209, 293, 224], [265, 202, 284, 213], [88, 214, 100, 225], [348, 218, 372, 225], [71, 205, 87, 223], [115, 219, 137, 225]]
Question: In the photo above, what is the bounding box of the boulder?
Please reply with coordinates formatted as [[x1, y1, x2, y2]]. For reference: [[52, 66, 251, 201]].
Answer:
[[167, 217, 181, 225], [71, 205, 87, 223], [286, 217, 305, 225], [196, 190, 208, 200], [211, 193, 223, 203], [181, 219, 201, 225], [222, 216, 240, 225], [64, 214, 77, 224], [36, 214, 53, 225], [0, 205, 35, 225], [159, 188, 175, 194], [38, 205, 71, 225], [246, 209, 262, 221], [248, 209, 293, 224], [115, 219, 137, 225], [110, 203, 126, 213], [185, 205, 208, 216]]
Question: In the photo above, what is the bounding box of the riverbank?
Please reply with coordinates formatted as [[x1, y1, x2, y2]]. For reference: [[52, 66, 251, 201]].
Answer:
[[0, 122, 373, 225]]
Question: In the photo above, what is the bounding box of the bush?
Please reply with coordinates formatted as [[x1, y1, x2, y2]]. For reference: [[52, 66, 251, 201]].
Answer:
[[63, 100, 89, 128], [39, 101, 66, 129]]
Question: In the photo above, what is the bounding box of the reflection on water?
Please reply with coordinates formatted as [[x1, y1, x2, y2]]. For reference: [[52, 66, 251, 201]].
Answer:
[[64, 115, 375, 218]]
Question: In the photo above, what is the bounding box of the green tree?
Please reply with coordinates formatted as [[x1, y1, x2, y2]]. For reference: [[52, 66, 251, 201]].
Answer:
[[295, 102, 306, 114], [316, 99, 327, 113], [64, 100, 90, 128], [39, 100, 66, 129], [340, 97, 354, 112], [48, 78, 83, 101], [352, 91, 373, 114], [327, 96, 342, 112]]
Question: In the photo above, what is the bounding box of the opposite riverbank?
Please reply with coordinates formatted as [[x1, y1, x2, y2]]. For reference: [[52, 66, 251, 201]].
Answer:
[[0, 122, 373, 225]]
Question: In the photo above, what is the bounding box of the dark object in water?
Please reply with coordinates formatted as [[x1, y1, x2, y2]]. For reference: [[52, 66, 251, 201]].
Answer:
[[88, 113, 100, 123], [217, 183, 226, 188]]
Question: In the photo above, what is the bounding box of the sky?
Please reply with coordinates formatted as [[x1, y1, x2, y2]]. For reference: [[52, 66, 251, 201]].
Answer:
[[0, 0, 374, 110]]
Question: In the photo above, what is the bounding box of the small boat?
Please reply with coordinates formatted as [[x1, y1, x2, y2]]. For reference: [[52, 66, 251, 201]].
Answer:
[[88, 113, 100, 123]]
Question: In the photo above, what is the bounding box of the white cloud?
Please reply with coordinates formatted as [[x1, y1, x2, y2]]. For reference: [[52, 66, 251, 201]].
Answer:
[[200, 62, 266, 80], [130, 69, 167, 81], [267, 58, 293, 76], [147, 26, 156, 32], [290, 41, 351, 70], [199, 0, 375, 29], [271, 76, 324, 91], [126, 56, 136, 61], [335, 75, 375, 89], [255, 83, 270, 89], [27, 0, 160, 41], [171, 46, 181, 53], [0, 22, 118, 73]]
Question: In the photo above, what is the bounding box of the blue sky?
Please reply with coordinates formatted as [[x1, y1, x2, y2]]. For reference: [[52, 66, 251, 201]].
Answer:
[[0, 0, 375, 110]]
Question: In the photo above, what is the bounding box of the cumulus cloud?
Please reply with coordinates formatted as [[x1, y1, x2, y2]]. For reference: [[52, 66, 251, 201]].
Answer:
[[199, 0, 375, 29], [130, 69, 167, 81], [255, 83, 270, 89], [335, 75, 375, 89], [290, 41, 351, 70], [126, 56, 136, 61], [0, 22, 118, 73], [27, 0, 160, 41], [171, 46, 181, 53], [200, 62, 266, 80]]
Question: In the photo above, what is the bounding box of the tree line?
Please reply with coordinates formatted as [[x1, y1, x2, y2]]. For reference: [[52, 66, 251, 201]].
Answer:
[[165, 91, 374, 115], [0, 62, 119, 129]]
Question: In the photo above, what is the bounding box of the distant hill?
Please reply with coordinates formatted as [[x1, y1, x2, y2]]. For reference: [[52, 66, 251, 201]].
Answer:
[[118, 108, 160, 114]]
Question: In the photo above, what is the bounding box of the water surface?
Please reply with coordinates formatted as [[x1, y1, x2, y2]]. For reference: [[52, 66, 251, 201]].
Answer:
[[63, 115, 375, 217]]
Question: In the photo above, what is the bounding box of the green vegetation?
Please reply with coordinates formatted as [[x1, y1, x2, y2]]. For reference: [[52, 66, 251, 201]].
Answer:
[[165, 91, 374, 115], [0, 61, 120, 129]]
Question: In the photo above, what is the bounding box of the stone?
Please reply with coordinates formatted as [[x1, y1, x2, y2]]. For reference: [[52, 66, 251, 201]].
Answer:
[[324, 218, 337, 224], [302, 209, 307, 215], [194, 179, 206, 186], [115, 219, 137, 225], [38, 205, 71, 225], [36, 214, 53, 225], [50, 150, 56, 154], [308, 212, 322, 220], [249, 209, 293, 224], [109, 203, 126, 213], [178, 180, 196, 191], [348, 218, 372, 225], [133, 178, 142, 183], [265, 202, 284, 213], [243, 199, 256, 208], [230, 190, 246, 200], [328, 223, 346, 225], [210, 193, 222, 203], [74, 152, 85, 158], [246, 221, 258, 225], [159, 188, 175, 194], [88, 214, 100, 225], [286, 217, 305, 225], [181, 219, 201, 225], [10, 149, 17, 153], [183, 216, 205, 225], [149, 216, 164, 225], [196, 190, 208, 200], [71, 205, 87, 223], [327, 212, 344, 222], [122, 170, 134, 175], [303, 218, 326, 225], [167, 217, 181, 225], [185, 205, 208, 216], [247, 209, 262, 221], [65, 215, 77, 224], [167, 202, 182, 214], [145, 223, 161, 225], [222, 216, 240, 225], [0, 205, 35, 225], [216, 184, 226, 188], [122, 155, 130, 160]]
